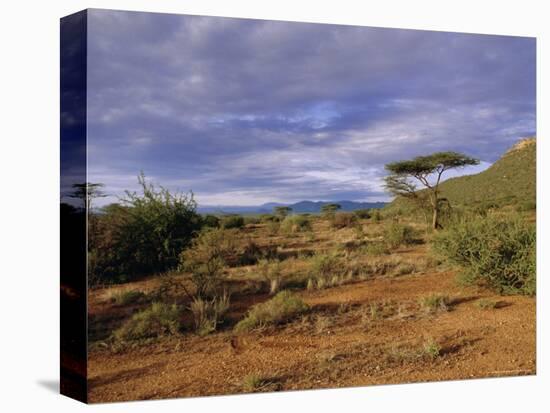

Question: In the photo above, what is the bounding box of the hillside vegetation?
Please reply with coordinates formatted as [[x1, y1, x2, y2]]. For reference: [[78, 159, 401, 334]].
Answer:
[[438, 137, 535, 207]]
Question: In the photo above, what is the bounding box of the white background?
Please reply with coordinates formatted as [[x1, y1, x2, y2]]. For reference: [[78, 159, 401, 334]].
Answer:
[[0, 0, 547, 411]]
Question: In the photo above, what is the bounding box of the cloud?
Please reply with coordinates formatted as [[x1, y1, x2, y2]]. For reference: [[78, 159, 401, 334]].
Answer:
[[85, 10, 536, 206]]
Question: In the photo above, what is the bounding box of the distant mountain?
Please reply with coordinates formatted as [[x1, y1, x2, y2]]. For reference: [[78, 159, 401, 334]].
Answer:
[[197, 200, 387, 215]]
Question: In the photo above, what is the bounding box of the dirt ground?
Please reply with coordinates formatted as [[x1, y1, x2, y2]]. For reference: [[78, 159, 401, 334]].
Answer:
[[87, 220, 536, 403]]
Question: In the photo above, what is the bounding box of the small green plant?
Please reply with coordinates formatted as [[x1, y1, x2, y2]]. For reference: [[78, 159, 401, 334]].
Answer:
[[189, 293, 230, 336], [476, 298, 498, 310], [113, 302, 181, 341], [234, 291, 309, 332], [372, 210, 382, 222], [422, 339, 441, 359], [110, 290, 146, 305], [418, 294, 451, 313]]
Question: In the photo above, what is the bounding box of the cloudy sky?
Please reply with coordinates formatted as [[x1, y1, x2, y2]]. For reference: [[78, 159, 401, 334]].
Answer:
[[86, 9, 536, 206]]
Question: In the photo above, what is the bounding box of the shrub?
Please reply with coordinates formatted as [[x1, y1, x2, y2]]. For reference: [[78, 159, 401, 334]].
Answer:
[[179, 228, 238, 296], [202, 214, 220, 228], [354, 209, 371, 219], [90, 174, 202, 283], [307, 252, 345, 288], [384, 222, 415, 249], [222, 215, 245, 229], [331, 212, 358, 229], [189, 293, 230, 336], [259, 214, 279, 223], [418, 294, 451, 313], [110, 290, 146, 305], [432, 215, 535, 295], [372, 210, 382, 222], [362, 241, 389, 256], [257, 259, 283, 294], [422, 339, 441, 359], [234, 291, 309, 332], [113, 302, 181, 341], [280, 215, 312, 234]]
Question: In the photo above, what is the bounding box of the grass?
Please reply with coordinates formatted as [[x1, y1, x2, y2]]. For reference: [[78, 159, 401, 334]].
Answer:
[[113, 302, 182, 342], [110, 290, 146, 305], [234, 290, 309, 332], [384, 222, 416, 249], [242, 374, 281, 393], [418, 294, 451, 313], [189, 293, 230, 336], [476, 298, 498, 310]]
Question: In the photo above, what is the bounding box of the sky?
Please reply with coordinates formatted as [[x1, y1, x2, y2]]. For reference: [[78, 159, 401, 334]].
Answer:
[[86, 9, 536, 207]]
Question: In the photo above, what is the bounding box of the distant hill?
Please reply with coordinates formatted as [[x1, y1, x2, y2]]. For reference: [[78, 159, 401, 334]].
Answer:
[[387, 137, 536, 210], [198, 200, 387, 215], [438, 137, 535, 206]]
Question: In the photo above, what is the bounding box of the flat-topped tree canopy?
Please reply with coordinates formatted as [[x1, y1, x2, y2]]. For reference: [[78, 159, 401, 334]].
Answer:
[[384, 151, 479, 229], [385, 152, 479, 180]]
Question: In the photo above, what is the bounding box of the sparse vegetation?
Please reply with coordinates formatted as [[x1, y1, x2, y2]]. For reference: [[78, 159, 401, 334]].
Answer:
[[418, 294, 451, 313], [109, 290, 146, 305], [234, 291, 309, 332], [280, 214, 312, 234], [179, 228, 237, 297], [113, 302, 182, 341], [331, 212, 358, 229]]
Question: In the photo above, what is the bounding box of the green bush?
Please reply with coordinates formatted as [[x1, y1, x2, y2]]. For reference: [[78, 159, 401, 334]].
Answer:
[[222, 215, 245, 229], [179, 228, 238, 296], [202, 214, 220, 228], [384, 222, 415, 249], [234, 291, 308, 332], [331, 212, 358, 229], [113, 302, 181, 341], [89, 174, 202, 283], [354, 209, 371, 219], [244, 216, 261, 225], [280, 215, 312, 233], [372, 210, 382, 222], [432, 215, 535, 295]]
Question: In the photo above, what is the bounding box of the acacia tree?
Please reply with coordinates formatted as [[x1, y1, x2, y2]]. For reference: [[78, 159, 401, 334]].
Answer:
[[274, 206, 292, 219], [321, 203, 341, 219], [384, 152, 479, 229], [69, 182, 106, 210]]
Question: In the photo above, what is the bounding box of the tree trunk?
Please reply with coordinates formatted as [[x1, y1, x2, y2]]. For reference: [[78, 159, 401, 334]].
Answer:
[[431, 192, 441, 230], [432, 206, 439, 230]]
